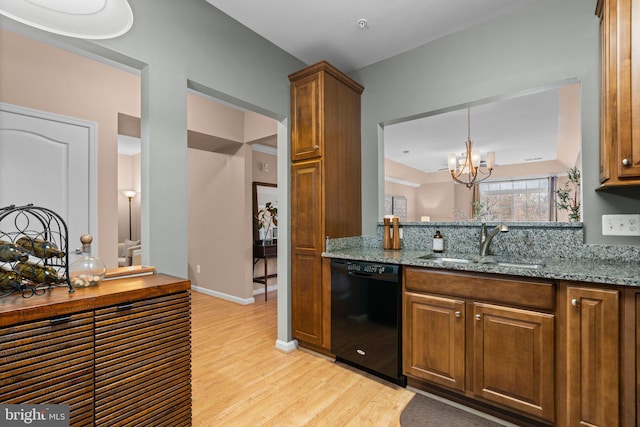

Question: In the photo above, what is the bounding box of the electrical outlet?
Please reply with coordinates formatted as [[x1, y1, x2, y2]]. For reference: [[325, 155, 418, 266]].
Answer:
[[602, 214, 640, 236], [197, 264, 201, 274]]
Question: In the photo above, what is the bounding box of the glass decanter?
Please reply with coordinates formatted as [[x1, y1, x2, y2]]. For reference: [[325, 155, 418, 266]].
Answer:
[[69, 234, 106, 287]]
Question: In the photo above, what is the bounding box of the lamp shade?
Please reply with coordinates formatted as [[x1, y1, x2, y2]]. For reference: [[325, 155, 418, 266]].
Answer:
[[122, 190, 137, 199], [447, 154, 457, 172], [486, 151, 496, 169]]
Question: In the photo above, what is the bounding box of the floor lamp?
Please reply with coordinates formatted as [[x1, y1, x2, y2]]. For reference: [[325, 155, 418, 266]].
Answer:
[[122, 190, 137, 240]]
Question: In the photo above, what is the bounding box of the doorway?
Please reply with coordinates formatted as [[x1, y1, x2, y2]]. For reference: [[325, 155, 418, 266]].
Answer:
[[185, 89, 278, 303]]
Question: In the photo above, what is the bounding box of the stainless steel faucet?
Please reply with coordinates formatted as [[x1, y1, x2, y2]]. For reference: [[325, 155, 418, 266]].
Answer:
[[479, 223, 509, 256]]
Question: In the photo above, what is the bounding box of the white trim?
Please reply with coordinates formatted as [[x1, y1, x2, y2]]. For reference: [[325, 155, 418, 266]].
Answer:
[[384, 175, 421, 188], [191, 284, 255, 305], [252, 143, 277, 156], [253, 284, 278, 296], [275, 339, 298, 353]]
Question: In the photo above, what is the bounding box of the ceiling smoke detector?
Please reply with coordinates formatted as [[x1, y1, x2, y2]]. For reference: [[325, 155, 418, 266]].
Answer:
[[357, 18, 368, 29]]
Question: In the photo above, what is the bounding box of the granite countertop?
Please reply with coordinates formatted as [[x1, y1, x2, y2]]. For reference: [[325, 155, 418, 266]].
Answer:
[[323, 248, 640, 287]]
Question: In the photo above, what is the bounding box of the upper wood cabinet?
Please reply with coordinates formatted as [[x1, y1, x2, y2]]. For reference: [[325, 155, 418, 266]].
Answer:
[[289, 61, 364, 163], [289, 61, 363, 352], [290, 73, 322, 161], [598, 0, 640, 188]]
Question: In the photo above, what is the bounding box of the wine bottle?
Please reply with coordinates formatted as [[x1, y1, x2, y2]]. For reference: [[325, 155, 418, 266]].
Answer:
[[16, 237, 65, 259], [0, 267, 21, 290], [0, 241, 29, 262], [14, 262, 62, 284]]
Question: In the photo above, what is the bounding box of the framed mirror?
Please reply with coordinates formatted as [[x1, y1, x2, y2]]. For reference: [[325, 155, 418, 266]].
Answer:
[[383, 80, 582, 223], [252, 182, 278, 244]]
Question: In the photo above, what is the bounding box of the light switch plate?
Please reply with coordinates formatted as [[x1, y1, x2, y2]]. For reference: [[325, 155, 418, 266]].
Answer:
[[602, 214, 640, 236]]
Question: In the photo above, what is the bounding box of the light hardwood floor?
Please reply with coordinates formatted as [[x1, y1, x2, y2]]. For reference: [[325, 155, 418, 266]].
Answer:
[[191, 290, 415, 426]]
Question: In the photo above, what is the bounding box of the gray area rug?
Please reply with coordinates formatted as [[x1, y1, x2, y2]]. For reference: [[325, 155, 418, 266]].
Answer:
[[400, 393, 505, 427]]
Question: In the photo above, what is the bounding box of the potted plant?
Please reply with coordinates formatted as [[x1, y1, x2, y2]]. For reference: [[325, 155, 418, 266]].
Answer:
[[554, 167, 581, 222], [255, 202, 278, 244]]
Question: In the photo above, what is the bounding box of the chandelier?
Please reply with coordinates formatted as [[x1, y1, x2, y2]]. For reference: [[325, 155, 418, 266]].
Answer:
[[447, 108, 495, 189]]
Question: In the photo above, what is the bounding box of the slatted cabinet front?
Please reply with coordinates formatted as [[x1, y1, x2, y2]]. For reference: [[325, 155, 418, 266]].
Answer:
[[0, 311, 95, 427], [94, 292, 191, 427]]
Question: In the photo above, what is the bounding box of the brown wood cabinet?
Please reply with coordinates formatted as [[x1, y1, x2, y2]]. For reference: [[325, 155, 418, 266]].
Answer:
[[597, 0, 640, 188], [403, 268, 556, 423], [404, 292, 466, 391], [289, 61, 363, 352], [565, 286, 619, 426], [0, 311, 95, 426], [0, 273, 191, 426], [473, 302, 554, 422], [94, 292, 191, 426]]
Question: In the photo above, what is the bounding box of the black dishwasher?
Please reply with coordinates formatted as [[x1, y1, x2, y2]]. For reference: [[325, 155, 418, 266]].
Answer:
[[330, 258, 406, 386]]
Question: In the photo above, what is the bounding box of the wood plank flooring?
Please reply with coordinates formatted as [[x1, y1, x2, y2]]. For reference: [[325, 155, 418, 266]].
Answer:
[[191, 290, 415, 426]]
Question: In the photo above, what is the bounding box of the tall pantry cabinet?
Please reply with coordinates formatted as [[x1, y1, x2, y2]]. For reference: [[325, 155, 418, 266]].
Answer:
[[289, 61, 364, 352]]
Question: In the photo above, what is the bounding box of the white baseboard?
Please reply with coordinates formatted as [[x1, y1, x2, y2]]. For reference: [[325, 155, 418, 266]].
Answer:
[[275, 339, 298, 353], [191, 285, 255, 305], [253, 284, 278, 296]]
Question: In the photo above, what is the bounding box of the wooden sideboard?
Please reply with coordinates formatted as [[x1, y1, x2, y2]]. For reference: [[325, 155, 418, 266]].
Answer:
[[0, 273, 191, 426]]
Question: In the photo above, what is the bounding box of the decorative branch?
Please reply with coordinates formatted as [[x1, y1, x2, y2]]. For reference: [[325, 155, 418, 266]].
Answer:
[[554, 167, 581, 222]]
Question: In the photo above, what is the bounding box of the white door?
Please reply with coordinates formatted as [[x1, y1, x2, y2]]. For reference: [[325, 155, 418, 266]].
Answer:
[[0, 102, 97, 262]]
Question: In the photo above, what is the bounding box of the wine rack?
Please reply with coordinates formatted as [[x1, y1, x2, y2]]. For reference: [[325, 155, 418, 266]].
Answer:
[[0, 204, 73, 297]]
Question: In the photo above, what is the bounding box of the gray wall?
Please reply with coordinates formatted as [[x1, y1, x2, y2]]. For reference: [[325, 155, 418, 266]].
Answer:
[[352, 0, 640, 246], [0, 0, 304, 278], [103, 0, 304, 276]]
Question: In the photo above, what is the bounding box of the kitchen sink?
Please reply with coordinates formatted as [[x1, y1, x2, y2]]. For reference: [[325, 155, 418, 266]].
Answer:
[[418, 254, 544, 269], [494, 261, 545, 269], [418, 254, 475, 263]]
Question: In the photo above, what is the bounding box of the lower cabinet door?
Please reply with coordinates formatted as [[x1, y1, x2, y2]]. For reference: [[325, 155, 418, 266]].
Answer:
[[0, 311, 95, 427], [473, 302, 555, 422], [94, 292, 191, 427], [403, 292, 465, 391], [566, 286, 619, 427]]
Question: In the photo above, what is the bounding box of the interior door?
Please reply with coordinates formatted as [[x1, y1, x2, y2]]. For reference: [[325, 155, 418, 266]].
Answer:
[[0, 102, 97, 262]]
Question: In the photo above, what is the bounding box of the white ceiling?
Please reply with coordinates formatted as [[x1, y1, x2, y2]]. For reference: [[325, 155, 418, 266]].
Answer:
[[385, 86, 568, 174], [204, 0, 569, 176], [205, 0, 536, 73]]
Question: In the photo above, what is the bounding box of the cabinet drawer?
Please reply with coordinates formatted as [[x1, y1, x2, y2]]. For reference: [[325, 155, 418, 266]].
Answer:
[[0, 311, 95, 427], [404, 267, 554, 311], [94, 292, 191, 427]]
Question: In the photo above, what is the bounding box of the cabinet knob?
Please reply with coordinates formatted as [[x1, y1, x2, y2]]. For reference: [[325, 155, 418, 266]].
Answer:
[[314, 145, 320, 150], [454, 311, 461, 318], [622, 158, 631, 166], [475, 314, 482, 320], [571, 298, 580, 307]]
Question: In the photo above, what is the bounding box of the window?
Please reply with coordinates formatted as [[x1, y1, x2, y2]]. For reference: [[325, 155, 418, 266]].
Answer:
[[478, 178, 551, 222]]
